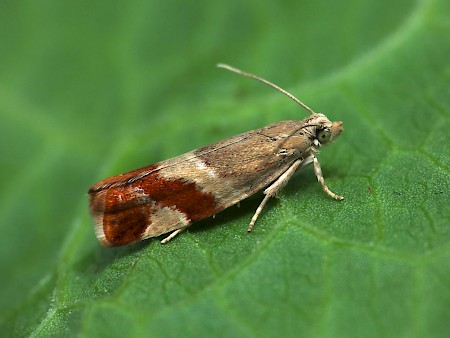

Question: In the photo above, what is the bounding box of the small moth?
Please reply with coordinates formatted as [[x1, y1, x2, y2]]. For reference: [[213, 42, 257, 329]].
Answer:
[[88, 64, 344, 247]]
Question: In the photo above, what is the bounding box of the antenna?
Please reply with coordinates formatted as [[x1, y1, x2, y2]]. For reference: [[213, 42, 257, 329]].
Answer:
[[217, 63, 316, 115]]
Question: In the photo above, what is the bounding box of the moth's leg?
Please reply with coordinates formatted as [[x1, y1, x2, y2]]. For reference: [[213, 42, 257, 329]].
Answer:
[[161, 227, 187, 244], [247, 159, 303, 232], [313, 156, 344, 200]]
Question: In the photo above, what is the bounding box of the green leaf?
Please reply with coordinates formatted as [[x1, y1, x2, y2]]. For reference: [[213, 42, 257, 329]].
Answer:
[[1, 0, 449, 337]]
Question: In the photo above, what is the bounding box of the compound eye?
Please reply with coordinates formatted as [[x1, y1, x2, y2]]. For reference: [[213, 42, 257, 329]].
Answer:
[[317, 128, 331, 144]]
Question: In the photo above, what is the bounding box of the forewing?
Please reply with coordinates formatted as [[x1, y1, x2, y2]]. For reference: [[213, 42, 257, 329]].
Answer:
[[89, 120, 305, 246]]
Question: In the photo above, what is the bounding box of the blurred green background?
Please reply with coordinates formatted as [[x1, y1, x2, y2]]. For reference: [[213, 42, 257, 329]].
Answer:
[[1, 0, 449, 337]]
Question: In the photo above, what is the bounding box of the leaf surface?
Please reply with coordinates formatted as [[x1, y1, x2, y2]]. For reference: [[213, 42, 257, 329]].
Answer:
[[0, 0, 449, 337]]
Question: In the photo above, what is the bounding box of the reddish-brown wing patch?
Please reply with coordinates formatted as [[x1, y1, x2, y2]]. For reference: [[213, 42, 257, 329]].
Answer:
[[89, 168, 220, 246]]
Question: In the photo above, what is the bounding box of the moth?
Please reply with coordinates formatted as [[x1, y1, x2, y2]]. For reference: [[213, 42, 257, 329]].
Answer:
[[88, 64, 344, 247]]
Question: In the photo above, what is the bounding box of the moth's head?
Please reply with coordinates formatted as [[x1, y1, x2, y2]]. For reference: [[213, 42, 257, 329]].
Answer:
[[307, 113, 343, 146]]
